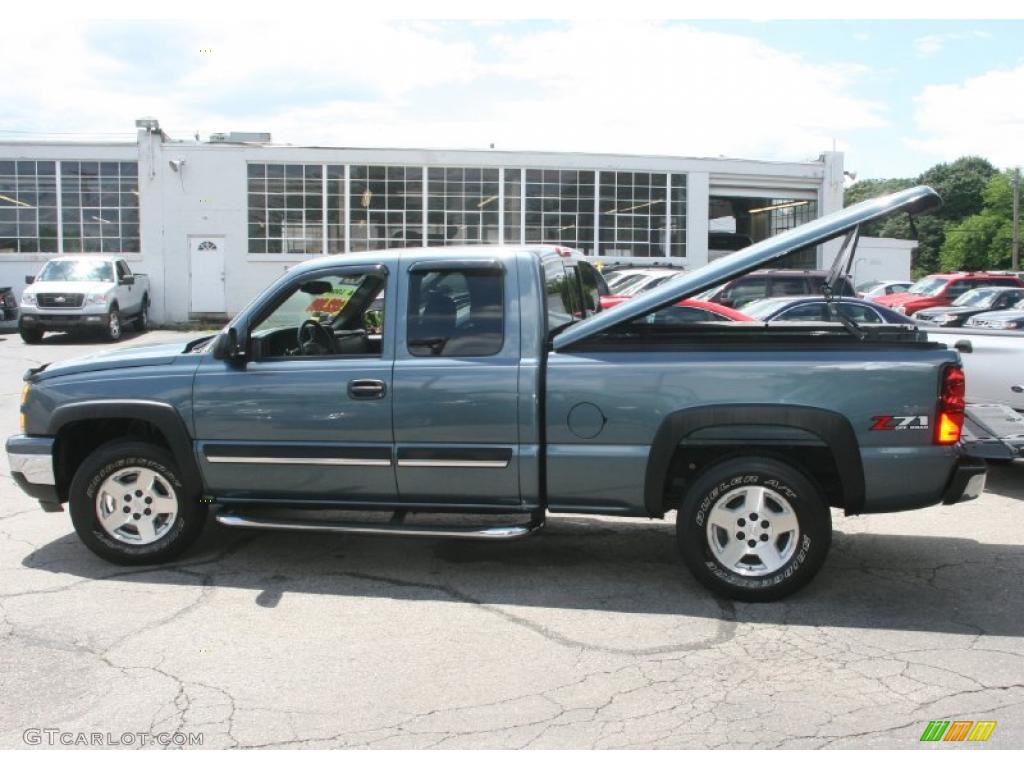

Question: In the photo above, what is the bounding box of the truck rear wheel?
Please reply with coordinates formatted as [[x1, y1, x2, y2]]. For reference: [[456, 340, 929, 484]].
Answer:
[[134, 296, 149, 331], [676, 456, 831, 601], [68, 440, 205, 565]]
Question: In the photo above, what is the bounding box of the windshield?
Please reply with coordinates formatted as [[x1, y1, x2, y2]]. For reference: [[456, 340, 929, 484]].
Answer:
[[907, 276, 948, 296], [952, 288, 996, 307], [257, 275, 366, 333], [607, 273, 648, 294], [37, 259, 114, 283], [605, 272, 637, 290]]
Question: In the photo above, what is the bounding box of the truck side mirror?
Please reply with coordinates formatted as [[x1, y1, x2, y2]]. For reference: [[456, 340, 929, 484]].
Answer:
[[120, 275, 135, 286], [213, 326, 248, 363], [25, 275, 34, 285]]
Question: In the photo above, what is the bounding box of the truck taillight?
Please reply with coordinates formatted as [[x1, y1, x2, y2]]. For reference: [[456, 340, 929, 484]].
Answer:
[[936, 365, 965, 445]]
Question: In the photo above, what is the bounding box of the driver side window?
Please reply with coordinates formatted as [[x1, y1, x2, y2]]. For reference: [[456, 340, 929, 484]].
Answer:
[[251, 270, 387, 359]]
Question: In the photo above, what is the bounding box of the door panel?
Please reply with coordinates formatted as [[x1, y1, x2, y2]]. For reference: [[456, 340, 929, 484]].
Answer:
[[191, 262, 397, 503], [192, 357, 396, 501], [392, 262, 521, 507]]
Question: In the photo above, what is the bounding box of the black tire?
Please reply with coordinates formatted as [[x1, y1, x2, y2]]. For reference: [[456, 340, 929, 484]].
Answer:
[[676, 456, 831, 602], [134, 295, 149, 332], [104, 305, 123, 342], [19, 325, 43, 344], [68, 440, 205, 565]]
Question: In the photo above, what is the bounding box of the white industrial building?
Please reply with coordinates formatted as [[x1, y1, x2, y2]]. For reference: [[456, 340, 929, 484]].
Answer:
[[1, 118, 854, 324]]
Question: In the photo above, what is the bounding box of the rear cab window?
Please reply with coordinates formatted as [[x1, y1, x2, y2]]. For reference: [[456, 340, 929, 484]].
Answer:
[[770, 277, 808, 297], [577, 261, 605, 314], [544, 259, 587, 333], [407, 267, 505, 357]]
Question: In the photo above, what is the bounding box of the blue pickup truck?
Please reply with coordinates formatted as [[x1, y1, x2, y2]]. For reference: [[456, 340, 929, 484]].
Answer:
[[6, 186, 986, 600]]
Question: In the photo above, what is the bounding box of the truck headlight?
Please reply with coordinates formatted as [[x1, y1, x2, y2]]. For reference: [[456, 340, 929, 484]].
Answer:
[[21, 292, 36, 307], [85, 292, 111, 305]]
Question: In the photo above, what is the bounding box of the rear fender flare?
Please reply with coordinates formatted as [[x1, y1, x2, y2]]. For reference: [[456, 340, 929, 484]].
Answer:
[[644, 404, 865, 515]]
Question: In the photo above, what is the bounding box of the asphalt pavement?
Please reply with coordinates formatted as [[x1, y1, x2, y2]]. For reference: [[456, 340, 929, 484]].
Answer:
[[1, 328, 1022, 748]]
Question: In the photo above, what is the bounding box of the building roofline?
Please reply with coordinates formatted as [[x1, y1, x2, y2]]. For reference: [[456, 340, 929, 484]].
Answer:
[[0, 140, 137, 148], [163, 141, 830, 169], [1, 138, 834, 173]]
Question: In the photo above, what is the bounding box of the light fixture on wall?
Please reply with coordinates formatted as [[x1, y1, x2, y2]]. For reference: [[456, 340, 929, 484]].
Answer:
[[748, 201, 810, 215], [168, 159, 186, 172]]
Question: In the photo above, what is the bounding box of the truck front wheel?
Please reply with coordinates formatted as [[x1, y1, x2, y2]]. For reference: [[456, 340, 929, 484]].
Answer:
[[19, 325, 43, 344], [68, 440, 205, 565], [104, 306, 123, 342], [676, 456, 832, 602]]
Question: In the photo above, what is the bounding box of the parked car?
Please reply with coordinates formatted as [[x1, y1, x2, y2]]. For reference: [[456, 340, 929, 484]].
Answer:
[[19, 256, 151, 343], [604, 268, 682, 297], [696, 269, 856, 309], [7, 185, 989, 602], [914, 287, 1024, 327], [874, 272, 1024, 316], [599, 295, 753, 322], [1, 286, 17, 321], [964, 300, 1024, 330], [857, 280, 913, 299], [925, 326, 1024, 411], [741, 296, 915, 324]]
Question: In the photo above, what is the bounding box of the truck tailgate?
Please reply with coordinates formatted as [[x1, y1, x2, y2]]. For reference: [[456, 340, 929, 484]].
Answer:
[[961, 402, 1024, 461]]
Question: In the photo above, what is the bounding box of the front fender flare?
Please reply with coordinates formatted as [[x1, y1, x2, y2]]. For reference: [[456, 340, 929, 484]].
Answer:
[[47, 399, 203, 497]]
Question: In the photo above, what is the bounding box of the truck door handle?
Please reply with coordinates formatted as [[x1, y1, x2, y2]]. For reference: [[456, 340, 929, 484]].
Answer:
[[954, 339, 972, 353], [1012, 385, 1023, 394], [348, 379, 386, 399]]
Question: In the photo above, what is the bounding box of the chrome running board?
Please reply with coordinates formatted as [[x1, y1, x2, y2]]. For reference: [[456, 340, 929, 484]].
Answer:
[[215, 513, 544, 540]]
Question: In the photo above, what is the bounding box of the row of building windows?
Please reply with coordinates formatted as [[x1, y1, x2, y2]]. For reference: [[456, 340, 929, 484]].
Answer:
[[246, 163, 688, 259], [0, 160, 140, 254]]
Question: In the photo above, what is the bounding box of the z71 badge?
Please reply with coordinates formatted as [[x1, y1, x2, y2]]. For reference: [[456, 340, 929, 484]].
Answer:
[[870, 415, 930, 431]]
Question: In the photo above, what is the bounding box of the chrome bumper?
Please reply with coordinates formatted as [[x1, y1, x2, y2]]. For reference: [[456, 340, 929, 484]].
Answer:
[[6, 436, 56, 483], [6, 435, 60, 510]]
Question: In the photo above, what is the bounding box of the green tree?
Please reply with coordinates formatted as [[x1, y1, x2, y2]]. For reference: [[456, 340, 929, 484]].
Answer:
[[939, 171, 1020, 272], [918, 156, 996, 221], [940, 213, 1003, 271], [843, 178, 914, 236], [844, 156, 1000, 276]]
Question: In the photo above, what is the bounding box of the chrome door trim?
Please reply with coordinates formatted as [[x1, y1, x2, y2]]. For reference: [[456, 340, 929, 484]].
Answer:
[[206, 456, 392, 467], [396, 459, 510, 468]]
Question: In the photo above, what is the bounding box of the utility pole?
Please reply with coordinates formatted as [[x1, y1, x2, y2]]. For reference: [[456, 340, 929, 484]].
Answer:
[[1013, 167, 1020, 271]]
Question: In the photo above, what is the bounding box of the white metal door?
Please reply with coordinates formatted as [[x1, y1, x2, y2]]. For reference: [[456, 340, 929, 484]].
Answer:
[[189, 236, 226, 313]]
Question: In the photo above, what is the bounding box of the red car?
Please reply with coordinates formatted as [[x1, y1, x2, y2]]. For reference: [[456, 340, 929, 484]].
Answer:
[[600, 294, 753, 322], [874, 272, 1024, 316]]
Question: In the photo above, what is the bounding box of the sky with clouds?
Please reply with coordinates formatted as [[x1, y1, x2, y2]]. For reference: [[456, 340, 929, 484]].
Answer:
[[3, 19, 1023, 180]]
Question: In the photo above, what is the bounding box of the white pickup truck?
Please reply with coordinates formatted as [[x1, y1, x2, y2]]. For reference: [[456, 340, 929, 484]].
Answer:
[[926, 326, 1024, 461], [19, 256, 150, 343]]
